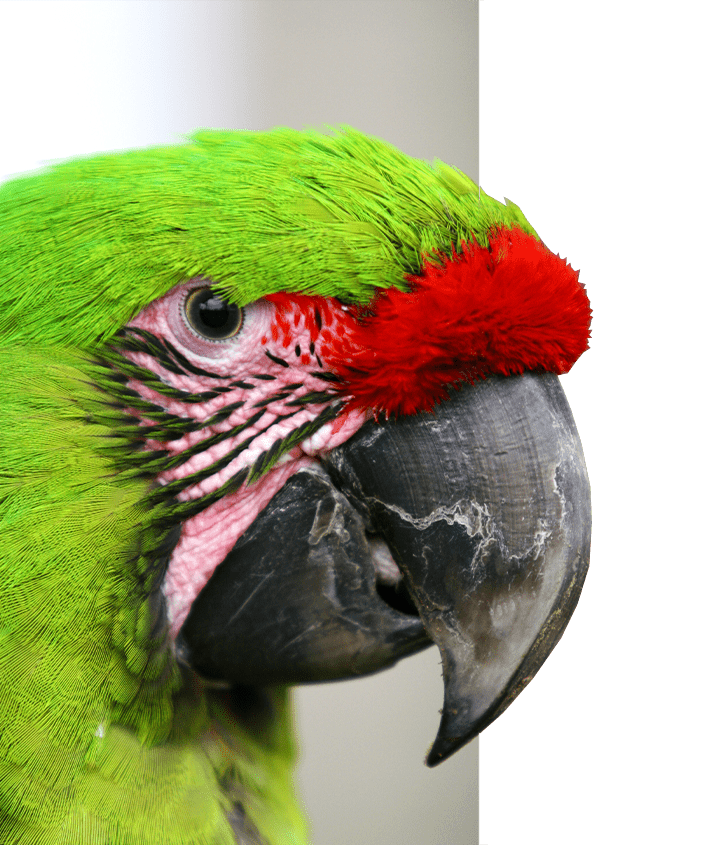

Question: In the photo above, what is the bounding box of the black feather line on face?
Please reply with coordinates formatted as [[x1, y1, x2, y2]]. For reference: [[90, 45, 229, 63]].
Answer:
[[285, 390, 337, 407], [118, 327, 236, 381], [143, 409, 303, 502], [96, 330, 343, 531], [309, 370, 342, 383], [114, 328, 188, 376], [103, 348, 232, 404], [245, 404, 339, 484], [159, 336, 233, 380], [265, 349, 290, 368], [118, 398, 251, 450], [145, 401, 339, 526]]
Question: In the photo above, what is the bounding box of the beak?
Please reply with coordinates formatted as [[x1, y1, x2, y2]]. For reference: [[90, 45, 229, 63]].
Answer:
[[180, 372, 591, 765], [179, 463, 431, 684]]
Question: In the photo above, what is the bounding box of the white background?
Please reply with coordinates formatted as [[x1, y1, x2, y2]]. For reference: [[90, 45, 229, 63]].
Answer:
[[0, 3, 478, 845]]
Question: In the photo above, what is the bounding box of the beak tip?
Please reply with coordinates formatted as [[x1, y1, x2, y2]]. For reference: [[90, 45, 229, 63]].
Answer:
[[424, 696, 498, 767], [425, 722, 480, 768], [425, 735, 459, 768], [428, 665, 536, 764]]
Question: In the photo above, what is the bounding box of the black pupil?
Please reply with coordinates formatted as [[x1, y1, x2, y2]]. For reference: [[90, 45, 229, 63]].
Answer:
[[198, 293, 231, 328], [188, 289, 241, 338]]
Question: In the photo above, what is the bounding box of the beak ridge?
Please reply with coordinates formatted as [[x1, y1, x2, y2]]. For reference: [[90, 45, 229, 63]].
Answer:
[[326, 372, 591, 764]]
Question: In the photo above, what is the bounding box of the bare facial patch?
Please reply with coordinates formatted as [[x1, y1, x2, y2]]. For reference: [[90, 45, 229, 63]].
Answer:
[[118, 280, 368, 635]]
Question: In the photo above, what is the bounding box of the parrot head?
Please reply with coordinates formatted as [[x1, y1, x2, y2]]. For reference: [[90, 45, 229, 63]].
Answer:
[[0, 128, 591, 843]]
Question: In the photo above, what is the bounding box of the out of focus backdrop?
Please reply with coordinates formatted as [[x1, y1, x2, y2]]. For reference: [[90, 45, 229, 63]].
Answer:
[[7, 3, 714, 845], [0, 3, 479, 845]]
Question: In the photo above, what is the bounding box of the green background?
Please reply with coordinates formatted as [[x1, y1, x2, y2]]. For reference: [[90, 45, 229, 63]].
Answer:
[[480, 0, 719, 845]]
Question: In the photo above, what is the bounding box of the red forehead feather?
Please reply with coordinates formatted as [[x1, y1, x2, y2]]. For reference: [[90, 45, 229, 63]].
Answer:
[[269, 227, 591, 418]]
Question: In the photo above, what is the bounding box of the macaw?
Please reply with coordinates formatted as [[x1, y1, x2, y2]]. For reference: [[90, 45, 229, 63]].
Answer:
[[0, 127, 591, 844]]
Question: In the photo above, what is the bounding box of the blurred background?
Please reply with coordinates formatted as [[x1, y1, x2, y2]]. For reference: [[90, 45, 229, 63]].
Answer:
[[4, 3, 715, 845], [0, 2, 478, 844]]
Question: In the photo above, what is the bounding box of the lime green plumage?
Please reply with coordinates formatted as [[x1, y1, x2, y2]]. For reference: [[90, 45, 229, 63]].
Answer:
[[0, 351, 305, 844], [0, 126, 536, 348], [0, 127, 536, 843]]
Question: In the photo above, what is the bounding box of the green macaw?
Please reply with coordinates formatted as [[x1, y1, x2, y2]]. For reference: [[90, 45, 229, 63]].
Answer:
[[0, 127, 591, 844]]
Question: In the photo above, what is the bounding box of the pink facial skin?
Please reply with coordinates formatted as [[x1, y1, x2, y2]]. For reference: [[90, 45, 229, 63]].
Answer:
[[122, 280, 368, 637]]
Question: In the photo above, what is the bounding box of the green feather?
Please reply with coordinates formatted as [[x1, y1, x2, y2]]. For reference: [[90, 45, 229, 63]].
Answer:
[[0, 350, 306, 843], [0, 126, 537, 348], [0, 127, 538, 843]]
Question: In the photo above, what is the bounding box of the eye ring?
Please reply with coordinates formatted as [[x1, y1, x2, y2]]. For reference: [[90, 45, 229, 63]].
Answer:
[[184, 287, 243, 341]]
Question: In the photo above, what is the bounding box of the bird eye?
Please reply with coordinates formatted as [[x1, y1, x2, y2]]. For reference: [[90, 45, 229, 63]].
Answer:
[[184, 287, 243, 340]]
